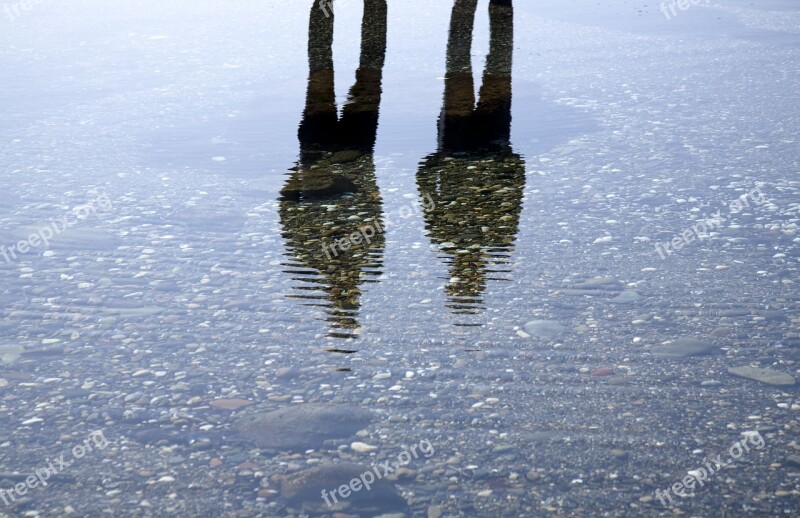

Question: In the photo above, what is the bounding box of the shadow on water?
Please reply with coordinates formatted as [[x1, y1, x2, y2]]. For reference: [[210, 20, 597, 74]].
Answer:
[[417, 0, 525, 324], [278, 0, 387, 344]]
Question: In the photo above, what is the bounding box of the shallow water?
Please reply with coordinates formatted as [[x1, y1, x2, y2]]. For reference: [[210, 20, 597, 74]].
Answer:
[[1, 1, 799, 516]]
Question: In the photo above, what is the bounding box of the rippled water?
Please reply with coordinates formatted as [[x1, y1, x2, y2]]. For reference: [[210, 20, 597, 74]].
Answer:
[[1, 1, 800, 516]]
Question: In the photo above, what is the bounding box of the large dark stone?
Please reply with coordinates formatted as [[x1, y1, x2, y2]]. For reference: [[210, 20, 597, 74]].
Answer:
[[235, 403, 372, 451], [281, 463, 408, 515]]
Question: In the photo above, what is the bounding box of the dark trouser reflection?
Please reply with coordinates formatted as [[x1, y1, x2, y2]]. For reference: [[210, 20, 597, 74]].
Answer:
[[279, 0, 387, 342], [417, 0, 525, 321]]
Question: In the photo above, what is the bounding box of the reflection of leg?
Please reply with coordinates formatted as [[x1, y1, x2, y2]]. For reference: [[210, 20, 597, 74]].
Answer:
[[307, 0, 334, 72], [439, 0, 478, 151], [444, 0, 477, 117], [485, 0, 513, 77], [299, 69, 338, 149], [299, 0, 337, 151], [446, 0, 478, 76], [359, 0, 387, 70], [475, 0, 513, 147], [340, 0, 387, 152], [340, 68, 383, 151]]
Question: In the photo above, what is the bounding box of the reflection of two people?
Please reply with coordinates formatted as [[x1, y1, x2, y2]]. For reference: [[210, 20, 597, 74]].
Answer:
[[417, 0, 525, 318], [279, 0, 387, 340]]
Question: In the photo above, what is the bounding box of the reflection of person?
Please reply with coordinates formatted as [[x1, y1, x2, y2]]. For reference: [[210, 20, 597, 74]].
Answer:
[[278, 0, 387, 340], [417, 0, 525, 318]]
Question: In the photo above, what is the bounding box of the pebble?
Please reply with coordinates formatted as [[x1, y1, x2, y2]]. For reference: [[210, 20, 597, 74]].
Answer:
[[395, 468, 416, 480], [351, 442, 378, 453]]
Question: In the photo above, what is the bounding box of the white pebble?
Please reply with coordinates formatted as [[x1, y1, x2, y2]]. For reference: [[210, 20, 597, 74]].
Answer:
[[351, 442, 378, 453]]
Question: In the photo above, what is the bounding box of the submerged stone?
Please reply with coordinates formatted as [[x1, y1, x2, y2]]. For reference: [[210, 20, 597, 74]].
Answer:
[[0, 344, 24, 365], [728, 366, 796, 386], [651, 338, 717, 358], [281, 462, 408, 515], [279, 173, 358, 201], [330, 150, 364, 163], [523, 320, 567, 339], [610, 290, 642, 304], [235, 403, 373, 451]]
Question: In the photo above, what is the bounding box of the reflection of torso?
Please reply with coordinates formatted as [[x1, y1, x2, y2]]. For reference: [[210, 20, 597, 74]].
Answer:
[[418, 151, 524, 251], [277, 0, 387, 339], [279, 152, 385, 337], [414, 0, 520, 317], [417, 150, 525, 313]]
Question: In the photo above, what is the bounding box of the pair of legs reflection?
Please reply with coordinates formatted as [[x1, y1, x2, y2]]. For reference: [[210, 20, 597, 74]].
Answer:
[[418, 0, 525, 318], [279, 0, 387, 340], [279, 0, 524, 337]]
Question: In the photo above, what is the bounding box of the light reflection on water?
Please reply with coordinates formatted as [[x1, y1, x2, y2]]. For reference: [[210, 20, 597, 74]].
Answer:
[[1, 0, 798, 515]]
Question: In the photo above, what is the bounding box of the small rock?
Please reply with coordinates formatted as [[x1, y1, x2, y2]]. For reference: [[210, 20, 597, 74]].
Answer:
[[330, 150, 363, 164], [711, 327, 732, 338], [258, 488, 278, 500], [610, 291, 642, 304], [394, 468, 416, 481], [210, 398, 253, 410], [523, 320, 567, 339], [276, 367, 298, 379], [591, 367, 613, 377], [652, 337, 717, 358], [610, 449, 628, 459], [351, 442, 378, 453], [728, 366, 796, 386]]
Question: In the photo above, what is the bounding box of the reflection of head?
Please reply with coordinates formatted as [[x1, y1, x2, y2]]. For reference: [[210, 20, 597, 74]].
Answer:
[[279, 0, 388, 340], [417, 0, 525, 318]]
